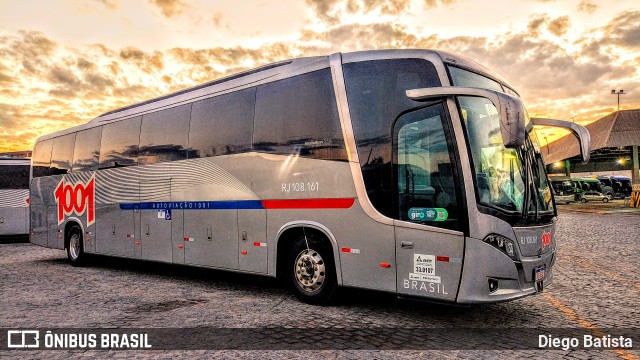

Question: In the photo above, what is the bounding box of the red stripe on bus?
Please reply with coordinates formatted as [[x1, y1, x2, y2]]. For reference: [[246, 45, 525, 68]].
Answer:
[[262, 198, 355, 209]]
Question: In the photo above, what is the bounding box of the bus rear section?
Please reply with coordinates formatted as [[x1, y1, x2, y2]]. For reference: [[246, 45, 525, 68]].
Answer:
[[0, 158, 30, 238]]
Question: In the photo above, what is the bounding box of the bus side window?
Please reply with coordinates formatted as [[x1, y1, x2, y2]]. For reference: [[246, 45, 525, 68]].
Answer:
[[50, 133, 76, 175], [32, 139, 54, 178], [72, 126, 102, 172], [99, 116, 141, 169], [253, 68, 347, 161], [0, 164, 30, 189], [343, 58, 442, 218], [139, 104, 191, 165], [189, 87, 255, 158]]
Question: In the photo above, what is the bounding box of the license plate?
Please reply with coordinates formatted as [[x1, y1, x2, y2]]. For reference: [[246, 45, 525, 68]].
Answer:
[[534, 266, 545, 282]]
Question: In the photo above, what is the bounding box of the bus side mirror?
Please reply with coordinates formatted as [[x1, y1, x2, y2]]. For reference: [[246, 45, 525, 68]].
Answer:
[[406, 87, 526, 148], [494, 92, 526, 149], [530, 118, 591, 164]]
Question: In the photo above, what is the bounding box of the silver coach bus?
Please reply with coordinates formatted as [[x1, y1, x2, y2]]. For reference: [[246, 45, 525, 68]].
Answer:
[[30, 50, 590, 304], [1, 157, 31, 237]]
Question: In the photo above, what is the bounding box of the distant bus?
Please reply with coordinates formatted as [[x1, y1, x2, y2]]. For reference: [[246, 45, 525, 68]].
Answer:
[[598, 175, 631, 198], [30, 50, 590, 304], [0, 158, 30, 237], [549, 179, 574, 204]]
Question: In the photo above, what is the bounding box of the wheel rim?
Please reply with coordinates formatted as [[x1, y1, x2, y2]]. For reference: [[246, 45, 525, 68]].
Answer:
[[69, 233, 81, 260], [294, 249, 326, 293]]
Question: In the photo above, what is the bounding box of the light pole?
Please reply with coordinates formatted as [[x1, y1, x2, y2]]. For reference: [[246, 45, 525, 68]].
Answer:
[[611, 89, 625, 111], [544, 136, 549, 154]]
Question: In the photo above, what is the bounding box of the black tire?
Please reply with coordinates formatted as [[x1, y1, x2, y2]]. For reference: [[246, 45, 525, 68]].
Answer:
[[287, 233, 337, 305], [603, 198, 609, 203], [66, 225, 86, 267], [581, 198, 587, 203]]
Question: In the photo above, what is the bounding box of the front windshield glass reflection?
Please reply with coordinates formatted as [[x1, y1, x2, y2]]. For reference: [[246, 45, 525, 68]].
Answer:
[[459, 96, 526, 212], [527, 130, 553, 213]]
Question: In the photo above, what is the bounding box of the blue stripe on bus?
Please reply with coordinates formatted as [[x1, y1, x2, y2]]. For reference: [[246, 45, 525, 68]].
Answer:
[[119, 200, 265, 211]]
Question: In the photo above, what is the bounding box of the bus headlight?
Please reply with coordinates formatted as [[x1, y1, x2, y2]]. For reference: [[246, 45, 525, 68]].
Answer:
[[484, 234, 518, 260]]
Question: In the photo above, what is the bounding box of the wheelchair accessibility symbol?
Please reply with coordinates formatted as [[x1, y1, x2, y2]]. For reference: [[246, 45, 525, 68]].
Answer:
[[157, 209, 172, 220]]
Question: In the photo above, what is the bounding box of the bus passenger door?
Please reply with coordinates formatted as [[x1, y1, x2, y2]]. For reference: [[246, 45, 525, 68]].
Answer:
[[395, 225, 464, 301], [393, 104, 465, 301]]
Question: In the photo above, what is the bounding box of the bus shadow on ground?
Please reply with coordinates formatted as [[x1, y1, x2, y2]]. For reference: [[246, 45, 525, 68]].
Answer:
[[40, 253, 505, 318], [0, 234, 29, 244]]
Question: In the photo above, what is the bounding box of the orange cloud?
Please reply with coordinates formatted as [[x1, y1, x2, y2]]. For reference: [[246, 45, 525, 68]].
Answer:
[[0, 5, 638, 152], [577, 0, 597, 14], [547, 16, 570, 37], [148, 0, 186, 18]]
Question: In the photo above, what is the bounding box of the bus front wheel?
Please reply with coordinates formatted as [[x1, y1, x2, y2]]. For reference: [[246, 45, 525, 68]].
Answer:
[[287, 234, 337, 305], [66, 225, 86, 267]]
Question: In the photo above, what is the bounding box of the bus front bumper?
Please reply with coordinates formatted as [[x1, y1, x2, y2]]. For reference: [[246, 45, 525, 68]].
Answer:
[[456, 237, 556, 304]]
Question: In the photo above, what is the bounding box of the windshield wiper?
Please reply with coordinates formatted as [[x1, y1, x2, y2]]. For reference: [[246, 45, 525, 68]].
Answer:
[[520, 147, 530, 219], [529, 150, 540, 221]]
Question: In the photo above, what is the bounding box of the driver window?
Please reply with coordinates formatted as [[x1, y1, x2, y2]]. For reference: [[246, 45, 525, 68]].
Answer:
[[394, 104, 460, 230]]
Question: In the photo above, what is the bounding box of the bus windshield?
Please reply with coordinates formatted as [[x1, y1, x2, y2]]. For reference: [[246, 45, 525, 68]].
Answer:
[[459, 96, 553, 215], [527, 129, 554, 214]]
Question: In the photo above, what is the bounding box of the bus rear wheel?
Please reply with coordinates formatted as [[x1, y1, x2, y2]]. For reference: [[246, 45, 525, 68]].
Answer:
[[287, 234, 337, 305], [66, 225, 86, 267]]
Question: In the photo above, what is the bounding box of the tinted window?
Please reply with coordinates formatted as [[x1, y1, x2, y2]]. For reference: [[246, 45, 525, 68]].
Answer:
[[50, 133, 76, 175], [448, 66, 503, 92], [343, 59, 441, 217], [254, 69, 346, 161], [395, 104, 461, 230], [99, 116, 141, 169], [32, 139, 53, 178], [189, 88, 255, 158], [0, 165, 30, 189], [139, 104, 191, 165], [72, 126, 102, 172]]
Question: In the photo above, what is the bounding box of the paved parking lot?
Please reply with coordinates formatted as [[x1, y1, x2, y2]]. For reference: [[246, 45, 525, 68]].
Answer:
[[0, 210, 638, 359]]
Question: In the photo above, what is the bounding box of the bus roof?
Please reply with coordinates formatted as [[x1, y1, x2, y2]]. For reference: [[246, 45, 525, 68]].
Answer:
[[0, 157, 31, 166], [33, 49, 517, 144]]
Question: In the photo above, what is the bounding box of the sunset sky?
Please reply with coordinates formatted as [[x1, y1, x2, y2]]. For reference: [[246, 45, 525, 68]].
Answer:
[[0, 0, 638, 152]]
